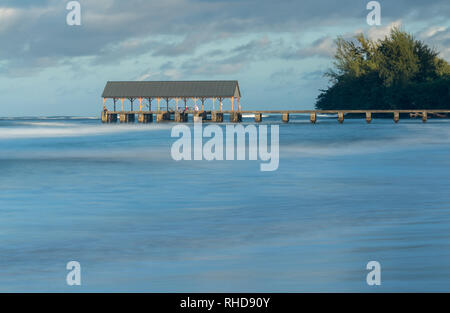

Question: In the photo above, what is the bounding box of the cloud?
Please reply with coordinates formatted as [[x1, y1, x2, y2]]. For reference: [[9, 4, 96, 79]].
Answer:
[[284, 36, 336, 59], [418, 26, 448, 38], [0, 0, 449, 75], [366, 20, 403, 41], [232, 37, 271, 53], [152, 31, 229, 57], [417, 25, 450, 60], [0, 7, 20, 33], [133, 35, 275, 80]]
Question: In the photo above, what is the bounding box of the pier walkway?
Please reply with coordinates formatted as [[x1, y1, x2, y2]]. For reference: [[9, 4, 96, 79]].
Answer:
[[101, 109, 450, 124]]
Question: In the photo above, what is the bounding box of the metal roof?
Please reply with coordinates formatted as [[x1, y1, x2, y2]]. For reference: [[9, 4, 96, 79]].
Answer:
[[102, 81, 241, 98]]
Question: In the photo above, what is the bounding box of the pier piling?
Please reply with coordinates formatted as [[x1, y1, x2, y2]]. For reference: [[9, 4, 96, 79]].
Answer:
[[138, 113, 153, 123], [254, 113, 262, 123], [211, 112, 224, 122], [338, 112, 344, 124], [174, 112, 188, 122], [101, 112, 118, 123], [282, 113, 289, 123], [120, 113, 135, 123], [366, 112, 372, 124], [310, 112, 317, 124], [156, 112, 171, 122], [394, 112, 400, 123], [230, 112, 242, 123], [193, 111, 207, 123]]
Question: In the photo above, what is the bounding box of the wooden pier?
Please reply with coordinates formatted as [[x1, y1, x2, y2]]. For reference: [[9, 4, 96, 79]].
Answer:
[[101, 109, 450, 124], [100, 80, 449, 124]]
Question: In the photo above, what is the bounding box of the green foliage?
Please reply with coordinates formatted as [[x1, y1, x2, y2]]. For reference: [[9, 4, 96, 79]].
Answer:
[[316, 28, 450, 110]]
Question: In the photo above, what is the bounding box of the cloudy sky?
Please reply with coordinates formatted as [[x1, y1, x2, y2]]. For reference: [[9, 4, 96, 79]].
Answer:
[[0, 0, 449, 116]]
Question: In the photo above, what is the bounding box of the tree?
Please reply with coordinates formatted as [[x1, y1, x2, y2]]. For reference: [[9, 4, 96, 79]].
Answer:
[[316, 28, 450, 110]]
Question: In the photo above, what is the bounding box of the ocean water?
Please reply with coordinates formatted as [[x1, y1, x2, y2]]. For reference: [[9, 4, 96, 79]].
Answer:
[[0, 115, 449, 292]]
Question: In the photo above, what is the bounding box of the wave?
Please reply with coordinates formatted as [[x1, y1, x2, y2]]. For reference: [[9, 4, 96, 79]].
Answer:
[[0, 124, 173, 139], [36, 116, 99, 120], [16, 122, 74, 127], [0, 116, 99, 120], [281, 129, 450, 157], [0, 146, 171, 161]]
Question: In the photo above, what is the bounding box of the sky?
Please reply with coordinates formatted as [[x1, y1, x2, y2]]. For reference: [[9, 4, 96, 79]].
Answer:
[[0, 0, 449, 116]]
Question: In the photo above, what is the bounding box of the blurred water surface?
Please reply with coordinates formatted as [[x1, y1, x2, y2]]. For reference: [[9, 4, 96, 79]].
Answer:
[[0, 115, 449, 292]]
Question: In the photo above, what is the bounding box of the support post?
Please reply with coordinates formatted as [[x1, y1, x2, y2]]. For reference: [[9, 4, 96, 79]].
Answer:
[[238, 98, 241, 111], [201, 98, 205, 111], [194, 97, 198, 111], [231, 97, 234, 111], [121, 98, 124, 111], [139, 98, 143, 111], [212, 97, 215, 112], [230, 112, 242, 123], [394, 111, 400, 123], [175, 112, 188, 122], [338, 112, 344, 124], [129, 98, 134, 111], [158, 98, 161, 111], [156, 112, 171, 122], [102, 112, 117, 123], [166, 98, 169, 111], [220, 98, 223, 112], [102, 98, 106, 110], [254, 113, 262, 122], [282, 113, 289, 123], [422, 111, 428, 123], [176, 97, 179, 112], [138, 113, 153, 123], [211, 112, 224, 122], [310, 112, 317, 124], [193, 111, 206, 123], [366, 112, 372, 124], [120, 113, 135, 123]]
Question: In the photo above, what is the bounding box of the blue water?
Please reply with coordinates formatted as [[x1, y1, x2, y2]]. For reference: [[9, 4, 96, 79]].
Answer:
[[0, 115, 449, 292]]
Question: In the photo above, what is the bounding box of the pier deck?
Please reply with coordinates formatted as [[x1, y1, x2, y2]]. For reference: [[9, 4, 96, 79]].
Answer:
[[101, 110, 450, 124]]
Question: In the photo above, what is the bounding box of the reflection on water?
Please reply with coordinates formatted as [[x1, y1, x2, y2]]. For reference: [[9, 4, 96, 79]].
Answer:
[[0, 116, 449, 292]]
